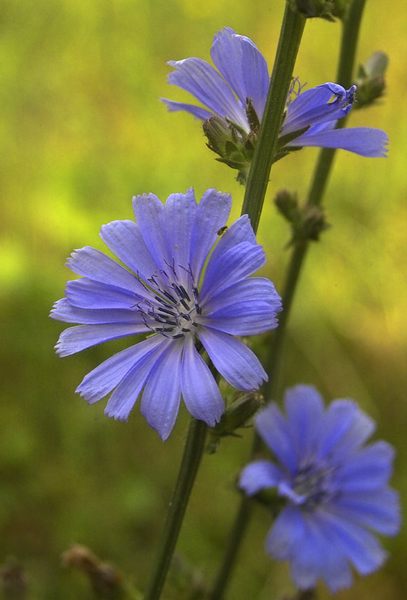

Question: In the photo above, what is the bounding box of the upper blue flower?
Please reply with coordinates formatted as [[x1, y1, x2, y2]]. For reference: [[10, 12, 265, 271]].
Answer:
[[240, 385, 400, 592], [163, 27, 388, 166], [51, 189, 282, 440]]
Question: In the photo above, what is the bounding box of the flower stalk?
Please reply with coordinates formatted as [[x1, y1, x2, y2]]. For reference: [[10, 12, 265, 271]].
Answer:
[[144, 418, 207, 600], [209, 5, 306, 598], [210, 0, 368, 597], [241, 3, 306, 231]]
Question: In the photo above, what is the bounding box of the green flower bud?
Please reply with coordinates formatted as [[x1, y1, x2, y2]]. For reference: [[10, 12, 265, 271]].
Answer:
[[289, 0, 336, 21], [355, 52, 389, 109], [206, 393, 264, 454]]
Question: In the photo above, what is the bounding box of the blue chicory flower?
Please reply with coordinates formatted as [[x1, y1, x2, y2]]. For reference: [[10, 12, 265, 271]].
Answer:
[[163, 27, 387, 177], [239, 385, 400, 592], [51, 189, 282, 440]]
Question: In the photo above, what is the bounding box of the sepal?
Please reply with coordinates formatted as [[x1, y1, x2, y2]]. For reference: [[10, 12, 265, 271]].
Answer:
[[355, 52, 388, 109]]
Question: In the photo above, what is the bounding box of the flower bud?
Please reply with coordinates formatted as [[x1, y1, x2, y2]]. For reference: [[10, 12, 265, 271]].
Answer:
[[206, 393, 264, 454], [289, 0, 336, 21], [203, 116, 256, 184], [355, 52, 388, 109]]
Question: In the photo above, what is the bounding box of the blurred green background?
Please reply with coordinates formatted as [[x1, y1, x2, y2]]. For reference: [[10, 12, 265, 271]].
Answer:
[[1, 0, 406, 598]]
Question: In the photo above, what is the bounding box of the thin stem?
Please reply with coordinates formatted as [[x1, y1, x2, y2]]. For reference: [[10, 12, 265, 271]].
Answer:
[[144, 418, 207, 600], [209, 6, 306, 599], [241, 3, 306, 231], [265, 0, 366, 397], [210, 1, 367, 597]]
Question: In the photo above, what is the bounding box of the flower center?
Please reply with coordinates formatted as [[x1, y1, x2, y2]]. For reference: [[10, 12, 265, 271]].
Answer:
[[292, 462, 336, 510], [137, 266, 201, 339]]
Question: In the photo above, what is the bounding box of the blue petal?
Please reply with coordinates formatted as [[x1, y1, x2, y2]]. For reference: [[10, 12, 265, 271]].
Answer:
[[255, 404, 298, 473], [141, 340, 183, 440], [100, 220, 158, 278], [200, 301, 279, 335], [318, 399, 375, 461], [288, 127, 388, 157], [200, 242, 265, 304], [202, 277, 280, 314], [55, 323, 146, 357], [65, 278, 138, 310], [332, 487, 400, 536], [209, 215, 256, 262], [266, 505, 305, 560], [198, 327, 267, 391], [132, 193, 170, 271], [180, 336, 223, 425], [336, 441, 395, 491], [67, 247, 143, 294], [161, 98, 212, 120], [284, 385, 325, 459], [290, 512, 353, 592], [239, 460, 281, 495], [167, 57, 248, 129], [104, 338, 171, 421], [164, 189, 197, 284], [283, 83, 350, 135], [317, 509, 387, 575], [189, 189, 231, 284], [76, 336, 167, 404], [210, 27, 269, 119], [50, 298, 146, 326]]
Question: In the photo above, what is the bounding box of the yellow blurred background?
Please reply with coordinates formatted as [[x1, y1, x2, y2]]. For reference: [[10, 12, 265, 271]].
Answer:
[[1, 0, 406, 598]]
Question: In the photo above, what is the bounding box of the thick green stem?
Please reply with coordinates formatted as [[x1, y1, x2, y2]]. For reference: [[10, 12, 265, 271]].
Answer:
[[241, 4, 306, 231], [144, 419, 207, 600], [210, 1, 367, 597]]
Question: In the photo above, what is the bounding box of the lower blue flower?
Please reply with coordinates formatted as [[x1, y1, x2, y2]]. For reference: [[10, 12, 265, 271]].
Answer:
[[51, 189, 282, 440], [239, 385, 400, 592]]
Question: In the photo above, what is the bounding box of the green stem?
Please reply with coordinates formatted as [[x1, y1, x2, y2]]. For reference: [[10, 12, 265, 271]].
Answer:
[[265, 0, 366, 396], [241, 3, 306, 231], [209, 6, 306, 599], [144, 419, 207, 600], [210, 1, 367, 597]]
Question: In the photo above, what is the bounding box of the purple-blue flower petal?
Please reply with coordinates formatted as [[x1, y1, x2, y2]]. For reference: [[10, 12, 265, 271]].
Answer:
[[265, 505, 305, 560], [141, 341, 183, 440], [317, 509, 387, 575], [132, 193, 170, 271], [100, 220, 158, 278], [333, 487, 400, 536], [336, 441, 395, 492], [104, 338, 171, 421], [200, 301, 279, 336], [284, 385, 324, 459], [51, 298, 146, 326], [202, 277, 281, 314], [255, 404, 298, 473], [167, 57, 248, 129], [164, 189, 197, 283], [318, 399, 375, 461], [288, 126, 388, 157], [200, 242, 265, 303], [180, 336, 223, 426], [198, 327, 267, 391], [283, 83, 350, 135], [65, 279, 138, 310], [189, 189, 231, 283], [67, 247, 143, 293], [210, 27, 269, 119], [55, 323, 146, 357], [161, 98, 212, 121], [239, 460, 282, 496], [76, 336, 167, 404]]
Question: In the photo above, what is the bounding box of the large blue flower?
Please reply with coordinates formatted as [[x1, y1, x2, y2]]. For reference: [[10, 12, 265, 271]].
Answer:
[[163, 27, 387, 168], [51, 189, 282, 440], [240, 385, 400, 592]]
